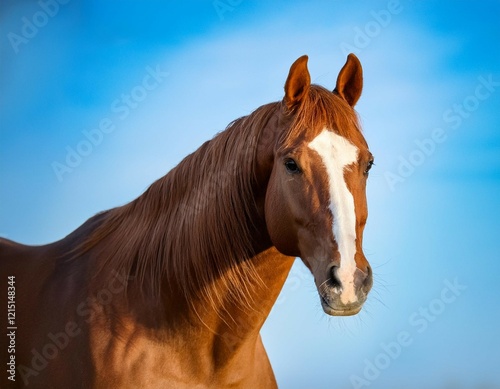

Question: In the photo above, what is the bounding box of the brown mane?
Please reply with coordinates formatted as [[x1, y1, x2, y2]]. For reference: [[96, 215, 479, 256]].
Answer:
[[76, 102, 281, 316]]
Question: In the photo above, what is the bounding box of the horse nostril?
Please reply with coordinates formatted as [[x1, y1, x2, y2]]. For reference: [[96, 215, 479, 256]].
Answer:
[[329, 265, 342, 290], [362, 265, 373, 290]]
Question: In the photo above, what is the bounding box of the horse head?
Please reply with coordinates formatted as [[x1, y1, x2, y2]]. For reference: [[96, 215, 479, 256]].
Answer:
[[263, 54, 373, 316]]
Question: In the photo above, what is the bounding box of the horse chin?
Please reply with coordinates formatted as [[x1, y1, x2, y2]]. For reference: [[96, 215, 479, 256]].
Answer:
[[320, 297, 362, 316], [319, 292, 365, 317]]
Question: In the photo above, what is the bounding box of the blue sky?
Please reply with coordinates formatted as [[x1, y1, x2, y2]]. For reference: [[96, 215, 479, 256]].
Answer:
[[1, 1, 500, 388]]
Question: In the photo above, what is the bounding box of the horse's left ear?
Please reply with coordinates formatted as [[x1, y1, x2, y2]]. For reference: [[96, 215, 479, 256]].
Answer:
[[334, 53, 363, 107], [284, 55, 311, 111]]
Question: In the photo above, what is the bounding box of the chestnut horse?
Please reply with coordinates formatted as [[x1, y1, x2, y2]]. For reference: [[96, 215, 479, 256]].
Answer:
[[0, 54, 374, 388]]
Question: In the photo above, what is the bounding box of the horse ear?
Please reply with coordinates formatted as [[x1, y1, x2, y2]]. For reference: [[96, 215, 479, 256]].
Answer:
[[284, 55, 311, 110], [334, 53, 363, 107]]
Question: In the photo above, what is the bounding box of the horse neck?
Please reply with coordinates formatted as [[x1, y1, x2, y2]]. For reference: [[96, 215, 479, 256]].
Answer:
[[162, 102, 291, 312]]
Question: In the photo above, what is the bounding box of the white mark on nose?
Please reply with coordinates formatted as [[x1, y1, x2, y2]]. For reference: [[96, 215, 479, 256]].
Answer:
[[308, 128, 359, 304]]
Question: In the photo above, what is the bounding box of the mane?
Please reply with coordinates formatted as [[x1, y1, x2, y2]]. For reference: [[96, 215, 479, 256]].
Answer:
[[76, 101, 281, 317]]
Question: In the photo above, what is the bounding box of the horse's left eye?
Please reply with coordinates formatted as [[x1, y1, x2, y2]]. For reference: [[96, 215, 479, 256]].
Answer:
[[364, 160, 374, 175], [284, 158, 301, 174]]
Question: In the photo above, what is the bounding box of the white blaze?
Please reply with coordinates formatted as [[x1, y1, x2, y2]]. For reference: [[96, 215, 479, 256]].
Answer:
[[308, 128, 359, 304]]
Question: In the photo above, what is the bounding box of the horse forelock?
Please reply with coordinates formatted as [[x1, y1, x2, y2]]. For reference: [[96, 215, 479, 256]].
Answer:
[[280, 84, 364, 149]]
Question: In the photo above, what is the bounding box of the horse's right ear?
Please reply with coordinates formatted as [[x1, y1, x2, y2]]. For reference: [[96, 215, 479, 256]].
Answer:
[[334, 53, 363, 107], [284, 55, 311, 111]]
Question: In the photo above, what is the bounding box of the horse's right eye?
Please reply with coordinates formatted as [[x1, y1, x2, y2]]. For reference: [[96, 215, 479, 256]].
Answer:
[[364, 159, 374, 175], [284, 158, 301, 174]]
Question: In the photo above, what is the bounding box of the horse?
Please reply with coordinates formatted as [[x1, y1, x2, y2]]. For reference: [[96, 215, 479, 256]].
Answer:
[[0, 53, 374, 388]]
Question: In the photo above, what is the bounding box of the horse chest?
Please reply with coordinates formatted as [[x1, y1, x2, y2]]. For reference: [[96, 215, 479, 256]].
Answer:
[[89, 319, 276, 389]]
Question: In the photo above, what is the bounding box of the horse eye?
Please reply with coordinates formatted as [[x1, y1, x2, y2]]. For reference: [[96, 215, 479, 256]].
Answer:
[[284, 158, 301, 174], [364, 160, 374, 175]]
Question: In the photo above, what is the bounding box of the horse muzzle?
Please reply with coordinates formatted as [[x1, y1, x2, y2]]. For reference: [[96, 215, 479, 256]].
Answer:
[[317, 265, 372, 316]]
